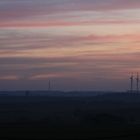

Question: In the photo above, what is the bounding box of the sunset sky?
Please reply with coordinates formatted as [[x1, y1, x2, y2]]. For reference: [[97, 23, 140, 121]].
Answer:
[[0, 0, 140, 91]]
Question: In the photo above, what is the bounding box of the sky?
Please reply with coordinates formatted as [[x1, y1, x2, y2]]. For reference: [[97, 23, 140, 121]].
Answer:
[[0, 0, 140, 91]]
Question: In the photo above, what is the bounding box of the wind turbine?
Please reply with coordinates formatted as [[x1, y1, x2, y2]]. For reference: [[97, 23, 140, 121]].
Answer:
[[130, 73, 134, 93], [136, 72, 139, 93]]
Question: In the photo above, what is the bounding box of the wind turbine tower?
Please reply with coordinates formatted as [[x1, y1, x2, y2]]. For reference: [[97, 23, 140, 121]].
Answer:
[[136, 72, 139, 93], [130, 73, 134, 93]]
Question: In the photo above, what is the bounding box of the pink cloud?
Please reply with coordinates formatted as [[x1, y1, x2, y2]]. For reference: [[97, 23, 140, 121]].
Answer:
[[0, 19, 140, 28], [83, 34, 140, 42], [0, 0, 140, 28], [29, 72, 81, 80], [0, 75, 19, 80]]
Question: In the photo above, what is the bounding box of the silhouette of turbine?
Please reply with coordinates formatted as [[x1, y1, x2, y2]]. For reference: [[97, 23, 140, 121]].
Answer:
[[130, 73, 134, 93], [136, 72, 139, 93]]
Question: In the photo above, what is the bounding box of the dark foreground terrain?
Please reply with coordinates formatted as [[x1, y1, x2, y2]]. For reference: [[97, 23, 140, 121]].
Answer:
[[0, 92, 140, 139]]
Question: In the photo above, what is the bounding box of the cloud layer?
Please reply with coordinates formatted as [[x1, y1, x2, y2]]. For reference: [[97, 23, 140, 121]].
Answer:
[[0, 0, 140, 91]]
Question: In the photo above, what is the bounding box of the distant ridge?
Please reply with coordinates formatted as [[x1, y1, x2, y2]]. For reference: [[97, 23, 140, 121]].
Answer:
[[0, 90, 122, 97]]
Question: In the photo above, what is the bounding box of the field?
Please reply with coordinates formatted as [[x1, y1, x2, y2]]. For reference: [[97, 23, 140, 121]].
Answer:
[[0, 92, 140, 139]]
